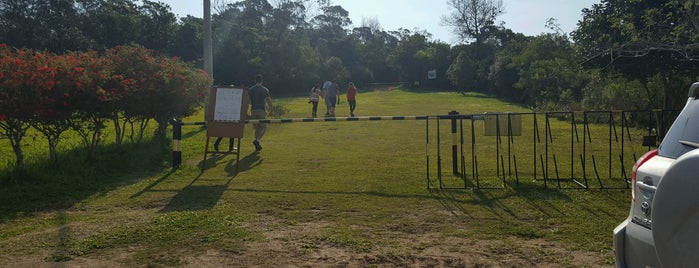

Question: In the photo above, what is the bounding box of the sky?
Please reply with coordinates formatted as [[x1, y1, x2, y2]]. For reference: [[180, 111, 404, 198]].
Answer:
[[158, 0, 600, 44]]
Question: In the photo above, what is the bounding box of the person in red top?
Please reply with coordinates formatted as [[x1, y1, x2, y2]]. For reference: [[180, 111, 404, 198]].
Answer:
[[346, 82, 358, 117]]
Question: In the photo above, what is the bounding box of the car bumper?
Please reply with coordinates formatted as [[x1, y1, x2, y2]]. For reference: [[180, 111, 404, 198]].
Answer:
[[614, 218, 660, 268], [613, 219, 628, 268]]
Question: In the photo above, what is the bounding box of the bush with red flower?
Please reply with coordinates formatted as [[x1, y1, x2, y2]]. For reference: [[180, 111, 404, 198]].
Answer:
[[0, 43, 211, 173], [0, 45, 43, 172]]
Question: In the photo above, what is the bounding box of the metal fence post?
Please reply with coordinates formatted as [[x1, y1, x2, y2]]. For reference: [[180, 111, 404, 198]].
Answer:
[[171, 118, 182, 169], [449, 110, 459, 174]]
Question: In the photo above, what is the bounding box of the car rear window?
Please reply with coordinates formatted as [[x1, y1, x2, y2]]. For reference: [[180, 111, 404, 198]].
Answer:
[[658, 98, 699, 158]]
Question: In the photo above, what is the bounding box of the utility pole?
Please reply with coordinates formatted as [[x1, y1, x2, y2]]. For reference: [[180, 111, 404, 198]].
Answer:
[[203, 0, 213, 120]]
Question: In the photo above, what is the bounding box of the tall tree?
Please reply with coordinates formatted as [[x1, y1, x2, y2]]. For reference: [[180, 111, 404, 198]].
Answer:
[[442, 0, 503, 47], [488, 28, 528, 100], [352, 19, 400, 83], [172, 15, 204, 63], [0, 0, 93, 52], [386, 29, 429, 85], [511, 33, 586, 108], [137, 0, 177, 52], [80, 0, 142, 50], [442, 0, 503, 91]]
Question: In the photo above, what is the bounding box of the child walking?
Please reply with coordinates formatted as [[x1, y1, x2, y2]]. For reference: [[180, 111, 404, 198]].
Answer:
[[308, 84, 322, 117]]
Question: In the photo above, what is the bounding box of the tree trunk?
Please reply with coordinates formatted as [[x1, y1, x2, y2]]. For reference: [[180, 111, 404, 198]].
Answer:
[[112, 113, 123, 146], [154, 117, 169, 142], [2, 119, 29, 174], [10, 137, 24, 173]]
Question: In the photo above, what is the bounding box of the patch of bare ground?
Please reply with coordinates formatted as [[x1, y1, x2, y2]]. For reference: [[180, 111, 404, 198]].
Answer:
[[182, 216, 609, 268], [2, 214, 610, 268]]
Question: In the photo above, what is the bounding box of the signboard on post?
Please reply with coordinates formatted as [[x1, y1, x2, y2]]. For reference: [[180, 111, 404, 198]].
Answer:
[[206, 87, 249, 138], [203, 86, 250, 172], [427, 69, 437, 80]]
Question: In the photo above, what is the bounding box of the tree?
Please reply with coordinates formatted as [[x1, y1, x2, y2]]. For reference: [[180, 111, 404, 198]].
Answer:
[[137, 0, 177, 52], [323, 56, 349, 85], [488, 28, 528, 100], [572, 0, 699, 110], [172, 15, 204, 64], [30, 51, 92, 163], [442, 0, 503, 92], [0, 0, 93, 52], [310, 4, 355, 82], [105, 45, 211, 142], [509, 33, 585, 108], [80, 0, 143, 51], [442, 0, 503, 47], [352, 23, 400, 83], [0, 45, 40, 172], [386, 29, 429, 85]]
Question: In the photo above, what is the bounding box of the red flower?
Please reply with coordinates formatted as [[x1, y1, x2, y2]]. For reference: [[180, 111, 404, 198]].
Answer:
[[0, 114, 6, 121], [45, 80, 55, 89]]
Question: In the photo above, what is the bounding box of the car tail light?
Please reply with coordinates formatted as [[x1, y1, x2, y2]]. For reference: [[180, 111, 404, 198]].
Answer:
[[632, 149, 658, 202]]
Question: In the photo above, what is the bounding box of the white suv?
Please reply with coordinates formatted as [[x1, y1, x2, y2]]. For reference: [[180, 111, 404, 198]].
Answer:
[[614, 82, 699, 267]]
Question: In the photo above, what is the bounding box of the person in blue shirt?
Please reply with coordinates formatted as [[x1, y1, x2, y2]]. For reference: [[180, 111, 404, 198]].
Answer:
[[322, 80, 340, 117]]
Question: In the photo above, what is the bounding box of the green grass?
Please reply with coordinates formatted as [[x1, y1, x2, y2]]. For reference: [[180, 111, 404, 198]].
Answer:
[[0, 88, 630, 267]]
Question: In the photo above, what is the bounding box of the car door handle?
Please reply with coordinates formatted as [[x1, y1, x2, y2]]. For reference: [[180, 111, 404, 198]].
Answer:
[[636, 181, 657, 193]]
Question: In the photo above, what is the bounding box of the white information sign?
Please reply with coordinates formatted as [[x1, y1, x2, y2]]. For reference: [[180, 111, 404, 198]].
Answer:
[[213, 88, 243, 122]]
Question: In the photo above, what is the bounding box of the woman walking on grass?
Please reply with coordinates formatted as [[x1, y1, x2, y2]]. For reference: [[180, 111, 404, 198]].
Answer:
[[346, 82, 358, 117]]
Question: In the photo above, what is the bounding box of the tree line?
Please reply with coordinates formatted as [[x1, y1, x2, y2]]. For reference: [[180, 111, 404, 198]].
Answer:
[[2, 0, 699, 110]]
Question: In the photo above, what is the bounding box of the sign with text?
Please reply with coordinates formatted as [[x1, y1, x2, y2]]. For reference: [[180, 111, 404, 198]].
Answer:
[[214, 87, 244, 122], [206, 87, 249, 138]]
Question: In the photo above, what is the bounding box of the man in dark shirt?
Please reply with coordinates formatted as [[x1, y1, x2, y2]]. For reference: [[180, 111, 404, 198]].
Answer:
[[248, 74, 273, 151]]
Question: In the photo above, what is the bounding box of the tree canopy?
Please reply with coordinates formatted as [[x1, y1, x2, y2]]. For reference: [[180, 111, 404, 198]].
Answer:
[[1, 0, 698, 111]]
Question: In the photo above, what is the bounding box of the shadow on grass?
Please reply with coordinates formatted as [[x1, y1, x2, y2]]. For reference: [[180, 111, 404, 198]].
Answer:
[[157, 151, 263, 212], [160, 172, 233, 212], [0, 139, 172, 224], [196, 150, 263, 174], [160, 184, 230, 212], [182, 126, 206, 139], [423, 179, 575, 221], [234, 151, 262, 174], [130, 169, 177, 198]]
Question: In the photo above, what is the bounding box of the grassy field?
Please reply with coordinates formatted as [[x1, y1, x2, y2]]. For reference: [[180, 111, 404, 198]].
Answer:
[[0, 88, 631, 267]]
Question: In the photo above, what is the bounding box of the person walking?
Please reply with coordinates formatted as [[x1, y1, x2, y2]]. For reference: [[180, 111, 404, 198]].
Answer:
[[213, 137, 235, 152], [322, 80, 340, 117], [346, 82, 358, 117], [308, 84, 322, 118], [248, 74, 273, 151]]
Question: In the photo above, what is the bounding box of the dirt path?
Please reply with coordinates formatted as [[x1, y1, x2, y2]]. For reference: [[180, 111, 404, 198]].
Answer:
[[2, 216, 611, 268]]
